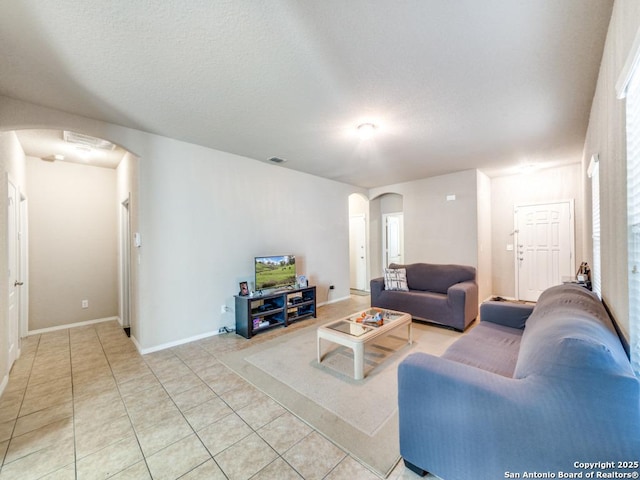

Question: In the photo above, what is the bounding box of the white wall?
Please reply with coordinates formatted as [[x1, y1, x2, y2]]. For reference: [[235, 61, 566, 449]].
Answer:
[[136, 135, 359, 350], [0, 95, 365, 352], [370, 170, 479, 273], [582, 0, 640, 339], [477, 171, 492, 302], [490, 163, 583, 298], [26, 157, 118, 331]]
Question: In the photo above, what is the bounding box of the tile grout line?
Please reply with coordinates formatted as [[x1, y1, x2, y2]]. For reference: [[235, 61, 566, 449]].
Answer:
[[67, 328, 78, 480], [0, 334, 40, 472], [146, 344, 239, 478], [94, 324, 154, 479]]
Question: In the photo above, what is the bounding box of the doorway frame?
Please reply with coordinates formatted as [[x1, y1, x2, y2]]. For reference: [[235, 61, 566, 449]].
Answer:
[[382, 212, 404, 268], [120, 194, 132, 333], [349, 213, 367, 291], [19, 192, 28, 338]]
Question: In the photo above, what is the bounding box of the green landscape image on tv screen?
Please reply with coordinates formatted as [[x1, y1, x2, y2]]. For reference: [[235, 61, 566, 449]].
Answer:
[[255, 255, 296, 291]]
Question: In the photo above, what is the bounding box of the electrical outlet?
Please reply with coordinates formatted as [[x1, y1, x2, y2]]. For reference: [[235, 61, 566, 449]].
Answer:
[[329, 285, 335, 290], [81, 300, 89, 309]]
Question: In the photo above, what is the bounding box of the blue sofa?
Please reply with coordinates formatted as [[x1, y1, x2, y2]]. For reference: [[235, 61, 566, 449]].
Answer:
[[370, 263, 478, 331], [398, 284, 640, 479]]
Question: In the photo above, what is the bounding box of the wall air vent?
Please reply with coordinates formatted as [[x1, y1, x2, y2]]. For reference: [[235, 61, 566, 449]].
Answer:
[[268, 157, 287, 164], [63, 131, 116, 151]]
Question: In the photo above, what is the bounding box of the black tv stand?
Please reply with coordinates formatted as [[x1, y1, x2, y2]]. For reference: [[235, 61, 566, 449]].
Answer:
[[235, 286, 316, 339]]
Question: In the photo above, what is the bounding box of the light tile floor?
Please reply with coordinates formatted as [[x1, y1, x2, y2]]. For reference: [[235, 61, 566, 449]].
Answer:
[[0, 295, 428, 479]]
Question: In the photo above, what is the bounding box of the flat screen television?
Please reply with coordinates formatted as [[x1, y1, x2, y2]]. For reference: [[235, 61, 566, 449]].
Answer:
[[255, 255, 296, 291]]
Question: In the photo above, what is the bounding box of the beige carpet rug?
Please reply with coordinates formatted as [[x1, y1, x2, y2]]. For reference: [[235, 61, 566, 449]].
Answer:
[[220, 321, 461, 477]]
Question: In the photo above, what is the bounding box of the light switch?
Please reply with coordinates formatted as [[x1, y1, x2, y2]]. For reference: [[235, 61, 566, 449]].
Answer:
[[506, 244, 514, 251]]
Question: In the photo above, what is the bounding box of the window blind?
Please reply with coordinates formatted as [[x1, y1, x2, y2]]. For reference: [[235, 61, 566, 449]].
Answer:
[[625, 68, 640, 375], [589, 155, 601, 298]]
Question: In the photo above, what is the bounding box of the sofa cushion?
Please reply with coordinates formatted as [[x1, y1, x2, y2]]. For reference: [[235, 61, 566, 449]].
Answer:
[[390, 263, 475, 294], [384, 267, 409, 291], [514, 284, 634, 380], [442, 321, 523, 377]]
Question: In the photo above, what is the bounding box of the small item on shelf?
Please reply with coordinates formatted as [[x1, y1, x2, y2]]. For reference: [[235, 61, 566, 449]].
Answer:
[[253, 318, 261, 329], [259, 320, 270, 328]]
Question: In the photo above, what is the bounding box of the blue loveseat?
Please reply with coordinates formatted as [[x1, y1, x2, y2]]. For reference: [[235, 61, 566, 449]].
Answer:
[[370, 263, 478, 331], [398, 284, 640, 479]]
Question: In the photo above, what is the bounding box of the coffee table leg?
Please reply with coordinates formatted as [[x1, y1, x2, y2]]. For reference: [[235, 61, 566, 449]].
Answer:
[[353, 344, 364, 380], [317, 336, 322, 363], [408, 323, 413, 344]]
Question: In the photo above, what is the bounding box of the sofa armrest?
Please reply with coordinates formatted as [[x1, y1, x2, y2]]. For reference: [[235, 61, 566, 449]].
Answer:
[[398, 352, 639, 479], [370, 277, 385, 298], [399, 352, 538, 478], [447, 280, 478, 325], [480, 301, 534, 329]]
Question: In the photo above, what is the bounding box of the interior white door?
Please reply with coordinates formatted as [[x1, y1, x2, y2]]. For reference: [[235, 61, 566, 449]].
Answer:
[[383, 213, 404, 267], [7, 178, 20, 369], [349, 214, 367, 290], [515, 201, 574, 301]]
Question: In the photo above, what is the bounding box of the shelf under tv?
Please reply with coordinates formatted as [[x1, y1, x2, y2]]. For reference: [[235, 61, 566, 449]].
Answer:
[[234, 286, 317, 339]]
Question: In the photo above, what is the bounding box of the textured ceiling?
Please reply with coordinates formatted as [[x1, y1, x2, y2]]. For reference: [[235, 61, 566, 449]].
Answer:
[[0, 0, 613, 187]]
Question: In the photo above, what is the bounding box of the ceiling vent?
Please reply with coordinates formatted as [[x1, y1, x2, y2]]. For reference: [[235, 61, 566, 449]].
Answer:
[[63, 131, 116, 150], [268, 157, 287, 164]]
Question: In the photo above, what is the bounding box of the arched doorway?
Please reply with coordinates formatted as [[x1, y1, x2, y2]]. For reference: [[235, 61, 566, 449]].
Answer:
[[8, 128, 139, 337], [370, 192, 404, 278]]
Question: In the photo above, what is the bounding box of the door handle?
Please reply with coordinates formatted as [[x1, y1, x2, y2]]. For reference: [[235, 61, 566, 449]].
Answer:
[[14, 281, 23, 286]]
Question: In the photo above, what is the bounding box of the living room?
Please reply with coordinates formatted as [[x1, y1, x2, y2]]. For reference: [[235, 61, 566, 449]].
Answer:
[[0, 0, 638, 478]]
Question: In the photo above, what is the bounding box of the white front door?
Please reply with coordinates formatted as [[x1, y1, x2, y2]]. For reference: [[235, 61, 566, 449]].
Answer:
[[349, 214, 367, 291], [7, 177, 20, 369], [515, 201, 574, 301], [383, 213, 404, 267]]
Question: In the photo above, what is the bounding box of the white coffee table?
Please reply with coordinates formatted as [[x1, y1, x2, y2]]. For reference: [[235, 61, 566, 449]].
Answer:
[[317, 308, 412, 380]]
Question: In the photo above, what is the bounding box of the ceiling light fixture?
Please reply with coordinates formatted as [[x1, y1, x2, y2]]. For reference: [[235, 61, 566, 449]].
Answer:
[[519, 163, 538, 174], [53, 154, 65, 161], [357, 123, 377, 140]]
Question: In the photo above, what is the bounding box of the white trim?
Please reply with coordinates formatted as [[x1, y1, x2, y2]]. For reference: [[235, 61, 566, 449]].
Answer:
[[129, 334, 143, 354], [0, 374, 8, 398], [28, 316, 120, 336], [617, 25, 640, 99], [318, 295, 351, 307], [135, 329, 220, 355], [587, 153, 600, 178]]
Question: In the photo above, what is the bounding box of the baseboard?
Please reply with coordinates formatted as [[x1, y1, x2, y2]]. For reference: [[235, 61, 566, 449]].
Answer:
[[134, 329, 221, 355], [318, 295, 351, 307], [132, 294, 352, 355], [28, 316, 120, 336]]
